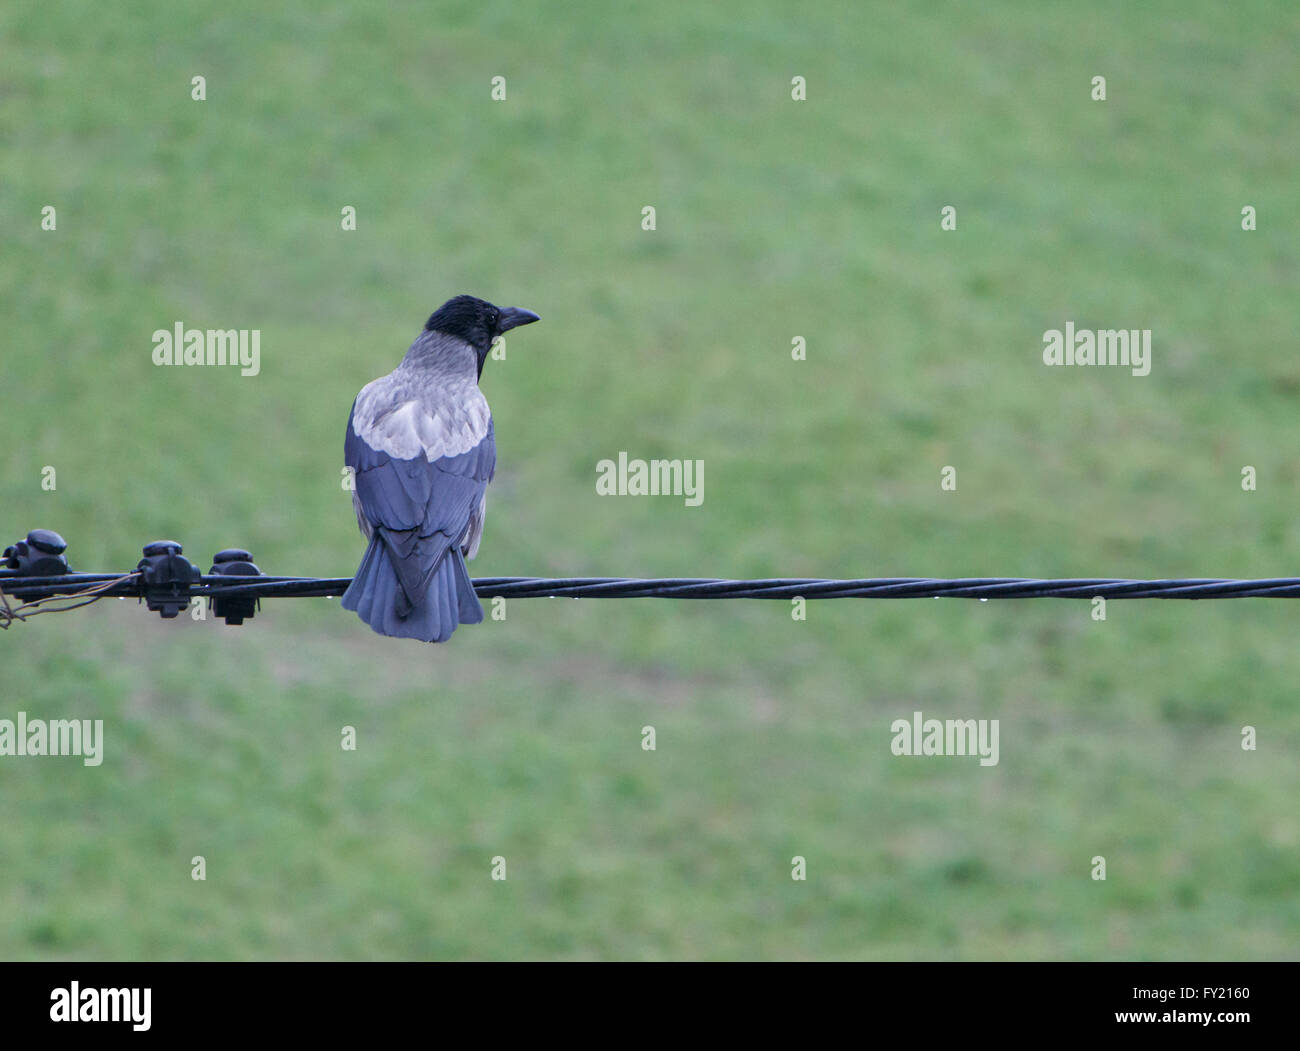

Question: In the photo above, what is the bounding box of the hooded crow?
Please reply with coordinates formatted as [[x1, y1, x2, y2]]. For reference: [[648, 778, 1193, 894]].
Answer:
[[342, 295, 540, 642]]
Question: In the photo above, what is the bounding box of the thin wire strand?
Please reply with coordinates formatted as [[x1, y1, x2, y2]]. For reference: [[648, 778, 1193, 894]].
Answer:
[[0, 571, 141, 628]]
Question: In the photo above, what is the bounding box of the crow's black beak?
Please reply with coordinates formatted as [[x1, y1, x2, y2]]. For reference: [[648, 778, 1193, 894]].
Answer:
[[496, 307, 540, 333]]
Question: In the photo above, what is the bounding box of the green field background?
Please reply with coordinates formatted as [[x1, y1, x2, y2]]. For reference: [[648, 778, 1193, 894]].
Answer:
[[1, 0, 1298, 959]]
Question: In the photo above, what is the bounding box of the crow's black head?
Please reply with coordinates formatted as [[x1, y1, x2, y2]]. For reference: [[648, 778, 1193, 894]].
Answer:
[[425, 295, 540, 376]]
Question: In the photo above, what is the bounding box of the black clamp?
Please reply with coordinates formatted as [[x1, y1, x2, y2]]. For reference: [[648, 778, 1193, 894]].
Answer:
[[136, 540, 200, 619], [207, 548, 263, 625], [3, 529, 70, 575]]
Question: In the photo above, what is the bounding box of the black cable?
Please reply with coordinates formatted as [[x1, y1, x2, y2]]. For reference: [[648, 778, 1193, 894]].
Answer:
[[7, 572, 1300, 602]]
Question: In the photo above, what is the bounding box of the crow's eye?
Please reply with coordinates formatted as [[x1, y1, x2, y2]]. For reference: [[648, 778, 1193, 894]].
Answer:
[[488, 311, 498, 327]]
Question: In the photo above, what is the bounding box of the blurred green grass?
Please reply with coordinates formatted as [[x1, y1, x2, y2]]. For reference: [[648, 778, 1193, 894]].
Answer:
[[1, 0, 1298, 959]]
